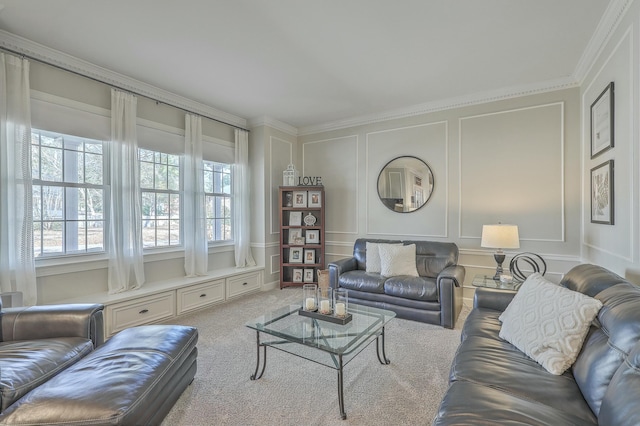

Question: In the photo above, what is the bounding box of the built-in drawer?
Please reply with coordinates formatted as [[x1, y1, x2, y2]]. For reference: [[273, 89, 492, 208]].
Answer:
[[177, 279, 225, 315], [226, 271, 261, 299], [105, 291, 175, 336]]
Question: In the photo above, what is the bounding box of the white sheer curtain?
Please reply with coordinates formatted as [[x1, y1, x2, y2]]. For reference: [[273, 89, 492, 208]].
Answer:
[[108, 89, 145, 293], [184, 114, 208, 276], [0, 54, 37, 305], [234, 129, 256, 267]]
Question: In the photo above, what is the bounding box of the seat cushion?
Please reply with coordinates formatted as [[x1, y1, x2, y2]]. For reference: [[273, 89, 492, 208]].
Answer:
[[383, 276, 438, 302], [434, 380, 597, 426], [0, 337, 94, 412], [449, 335, 596, 423], [338, 270, 386, 293]]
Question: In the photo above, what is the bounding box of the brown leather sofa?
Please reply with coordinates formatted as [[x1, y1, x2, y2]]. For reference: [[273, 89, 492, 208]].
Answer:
[[0, 301, 198, 425], [434, 264, 640, 425], [328, 238, 465, 328]]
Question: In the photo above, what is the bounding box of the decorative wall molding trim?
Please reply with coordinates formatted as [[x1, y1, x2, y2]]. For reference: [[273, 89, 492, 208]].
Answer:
[[574, 0, 634, 83], [298, 77, 577, 136], [0, 30, 247, 129], [248, 115, 298, 136], [269, 136, 293, 235]]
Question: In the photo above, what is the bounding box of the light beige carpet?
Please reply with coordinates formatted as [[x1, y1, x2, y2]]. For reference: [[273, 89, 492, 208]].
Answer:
[[160, 287, 469, 426]]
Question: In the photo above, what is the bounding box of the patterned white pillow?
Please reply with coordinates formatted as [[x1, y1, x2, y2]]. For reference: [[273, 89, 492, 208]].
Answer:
[[499, 272, 603, 375], [365, 242, 401, 273], [378, 244, 419, 277]]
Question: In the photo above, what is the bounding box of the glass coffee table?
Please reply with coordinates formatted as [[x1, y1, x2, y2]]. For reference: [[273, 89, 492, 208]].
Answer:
[[246, 304, 396, 420]]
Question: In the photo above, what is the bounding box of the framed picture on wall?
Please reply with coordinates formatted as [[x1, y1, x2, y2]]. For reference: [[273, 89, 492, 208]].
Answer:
[[292, 268, 303, 283], [590, 82, 614, 158], [590, 160, 614, 225]]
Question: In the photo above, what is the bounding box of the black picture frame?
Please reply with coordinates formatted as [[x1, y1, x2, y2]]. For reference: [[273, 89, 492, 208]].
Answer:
[[590, 82, 614, 158], [590, 160, 614, 225]]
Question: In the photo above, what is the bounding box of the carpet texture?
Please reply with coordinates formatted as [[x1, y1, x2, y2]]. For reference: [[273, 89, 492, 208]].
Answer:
[[160, 287, 470, 426]]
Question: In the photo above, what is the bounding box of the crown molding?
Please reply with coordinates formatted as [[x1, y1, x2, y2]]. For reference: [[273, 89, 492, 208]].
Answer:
[[573, 0, 633, 84], [298, 77, 578, 136], [248, 115, 298, 136], [0, 30, 247, 129]]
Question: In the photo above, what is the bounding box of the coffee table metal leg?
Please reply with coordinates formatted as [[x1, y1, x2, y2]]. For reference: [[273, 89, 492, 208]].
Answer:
[[337, 355, 346, 419], [250, 331, 267, 380], [376, 326, 391, 365]]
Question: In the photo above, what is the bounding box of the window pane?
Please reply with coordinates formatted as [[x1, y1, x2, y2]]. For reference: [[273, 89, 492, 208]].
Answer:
[[142, 192, 155, 220], [156, 220, 169, 247], [85, 153, 102, 185], [41, 146, 63, 182], [168, 165, 179, 191], [155, 163, 167, 190], [204, 170, 213, 193], [42, 186, 64, 220], [143, 220, 156, 248], [42, 221, 63, 255], [32, 130, 107, 257], [140, 161, 154, 189], [170, 220, 180, 245]]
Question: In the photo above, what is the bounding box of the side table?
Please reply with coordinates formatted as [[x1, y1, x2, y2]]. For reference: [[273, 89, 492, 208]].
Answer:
[[472, 274, 522, 291]]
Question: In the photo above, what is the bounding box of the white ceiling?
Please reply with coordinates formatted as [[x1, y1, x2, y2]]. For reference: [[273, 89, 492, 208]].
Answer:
[[0, 1, 612, 132]]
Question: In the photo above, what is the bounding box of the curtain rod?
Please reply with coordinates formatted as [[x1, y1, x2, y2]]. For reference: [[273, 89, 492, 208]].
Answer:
[[1, 47, 249, 132]]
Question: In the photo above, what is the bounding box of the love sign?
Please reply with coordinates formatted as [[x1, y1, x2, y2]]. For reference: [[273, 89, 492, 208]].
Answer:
[[297, 176, 323, 186]]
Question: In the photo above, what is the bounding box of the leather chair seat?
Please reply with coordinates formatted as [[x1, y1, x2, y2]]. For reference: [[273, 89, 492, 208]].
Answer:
[[338, 270, 386, 293], [0, 337, 93, 411]]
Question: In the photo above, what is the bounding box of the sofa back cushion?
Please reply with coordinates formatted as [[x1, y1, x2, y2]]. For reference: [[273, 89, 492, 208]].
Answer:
[[568, 271, 640, 416], [353, 239, 458, 278]]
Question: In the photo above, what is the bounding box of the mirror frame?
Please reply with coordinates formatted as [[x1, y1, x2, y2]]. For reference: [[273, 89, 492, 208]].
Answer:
[[376, 155, 434, 213]]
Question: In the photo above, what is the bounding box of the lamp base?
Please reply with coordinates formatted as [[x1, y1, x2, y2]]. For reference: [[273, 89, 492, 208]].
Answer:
[[493, 253, 506, 281]]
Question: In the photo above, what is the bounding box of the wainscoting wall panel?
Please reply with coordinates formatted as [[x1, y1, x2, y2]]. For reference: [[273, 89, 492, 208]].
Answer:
[[302, 135, 359, 235], [459, 103, 564, 243], [366, 122, 448, 237]]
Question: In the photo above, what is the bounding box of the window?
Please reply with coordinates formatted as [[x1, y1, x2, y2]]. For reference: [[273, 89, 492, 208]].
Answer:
[[31, 130, 107, 257], [204, 161, 232, 242], [139, 148, 181, 248]]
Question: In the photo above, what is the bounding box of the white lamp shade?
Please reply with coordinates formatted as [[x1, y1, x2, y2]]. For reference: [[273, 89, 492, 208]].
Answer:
[[481, 224, 520, 249]]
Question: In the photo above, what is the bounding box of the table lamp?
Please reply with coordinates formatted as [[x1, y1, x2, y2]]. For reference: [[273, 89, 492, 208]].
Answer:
[[481, 224, 520, 280]]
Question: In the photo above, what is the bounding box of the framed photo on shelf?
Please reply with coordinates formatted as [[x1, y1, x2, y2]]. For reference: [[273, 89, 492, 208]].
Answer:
[[293, 191, 307, 208], [304, 249, 315, 264], [293, 268, 303, 283], [289, 247, 303, 263], [591, 82, 614, 158], [303, 269, 314, 282], [591, 160, 614, 225], [288, 229, 304, 245], [305, 230, 319, 244], [308, 190, 322, 208], [289, 211, 302, 226]]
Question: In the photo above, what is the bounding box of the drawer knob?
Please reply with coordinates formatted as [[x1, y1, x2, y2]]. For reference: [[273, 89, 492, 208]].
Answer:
[[200, 293, 207, 298], [139, 309, 149, 314], [242, 282, 248, 286]]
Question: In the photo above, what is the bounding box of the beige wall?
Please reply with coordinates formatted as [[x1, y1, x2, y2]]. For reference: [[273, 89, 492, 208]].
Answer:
[[580, 2, 640, 281], [295, 88, 582, 299]]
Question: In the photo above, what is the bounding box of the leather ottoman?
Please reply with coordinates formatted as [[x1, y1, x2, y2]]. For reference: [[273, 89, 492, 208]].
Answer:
[[0, 325, 198, 425]]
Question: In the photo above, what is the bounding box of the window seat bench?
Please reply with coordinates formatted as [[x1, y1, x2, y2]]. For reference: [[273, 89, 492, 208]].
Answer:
[[57, 266, 264, 337]]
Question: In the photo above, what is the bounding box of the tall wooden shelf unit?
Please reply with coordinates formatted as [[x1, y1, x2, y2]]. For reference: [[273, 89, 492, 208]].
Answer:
[[279, 186, 325, 289]]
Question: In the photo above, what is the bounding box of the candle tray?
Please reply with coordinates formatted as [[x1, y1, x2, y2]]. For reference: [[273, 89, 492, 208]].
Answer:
[[298, 308, 352, 325]]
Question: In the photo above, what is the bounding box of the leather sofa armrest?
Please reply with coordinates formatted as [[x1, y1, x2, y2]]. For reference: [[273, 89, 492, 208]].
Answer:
[[328, 257, 357, 289], [437, 265, 465, 329], [473, 287, 516, 312], [438, 265, 465, 288], [1, 303, 105, 347]]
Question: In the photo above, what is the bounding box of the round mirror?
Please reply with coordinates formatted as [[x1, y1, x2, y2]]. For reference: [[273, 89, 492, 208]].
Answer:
[[377, 156, 434, 213]]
